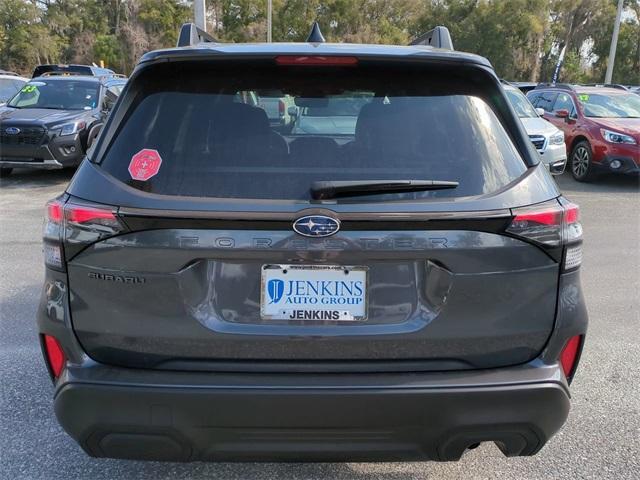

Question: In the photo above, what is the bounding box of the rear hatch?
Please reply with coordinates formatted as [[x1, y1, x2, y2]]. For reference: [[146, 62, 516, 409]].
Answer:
[[63, 55, 562, 371]]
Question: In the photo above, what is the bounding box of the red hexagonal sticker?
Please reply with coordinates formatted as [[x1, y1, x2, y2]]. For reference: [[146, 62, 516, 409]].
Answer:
[[128, 149, 162, 181]]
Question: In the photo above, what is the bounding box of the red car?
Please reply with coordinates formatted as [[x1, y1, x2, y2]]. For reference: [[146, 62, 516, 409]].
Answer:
[[527, 85, 640, 181]]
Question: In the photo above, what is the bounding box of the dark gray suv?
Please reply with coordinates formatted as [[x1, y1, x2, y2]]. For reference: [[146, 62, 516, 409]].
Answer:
[[38, 24, 587, 462]]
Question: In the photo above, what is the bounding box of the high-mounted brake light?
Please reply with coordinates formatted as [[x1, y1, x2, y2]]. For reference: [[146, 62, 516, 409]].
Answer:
[[275, 55, 359, 66], [43, 334, 66, 379]]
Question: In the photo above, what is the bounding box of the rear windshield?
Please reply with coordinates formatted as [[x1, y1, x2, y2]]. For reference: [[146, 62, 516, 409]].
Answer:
[[99, 62, 527, 202]]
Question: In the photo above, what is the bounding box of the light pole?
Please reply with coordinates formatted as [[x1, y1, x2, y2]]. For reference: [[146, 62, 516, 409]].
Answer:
[[604, 0, 624, 83], [194, 0, 206, 31], [267, 0, 272, 42]]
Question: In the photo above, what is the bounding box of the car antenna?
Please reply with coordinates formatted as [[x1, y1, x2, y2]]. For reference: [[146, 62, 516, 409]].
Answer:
[[306, 21, 325, 43]]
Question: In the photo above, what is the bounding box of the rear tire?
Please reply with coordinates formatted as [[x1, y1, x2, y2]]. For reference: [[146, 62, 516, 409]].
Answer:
[[570, 141, 596, 182], [0, 167, 13, 178]]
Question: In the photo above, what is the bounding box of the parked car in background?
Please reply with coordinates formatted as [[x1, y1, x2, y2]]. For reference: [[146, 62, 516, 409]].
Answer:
[[0, 75, 126, 177], [31, 64, 117, 78], [510, 81, 538, 94], [37, 23, 587, 463], [258, 91, 297, 131], [291, 94, 371, 135], [503, 82, 566, 174], [528, 84, 640, 181], [0, 71, 28, 105]]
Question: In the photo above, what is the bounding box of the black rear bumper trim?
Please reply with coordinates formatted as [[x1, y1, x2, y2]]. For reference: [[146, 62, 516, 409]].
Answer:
[[54, 362, 570, 462]]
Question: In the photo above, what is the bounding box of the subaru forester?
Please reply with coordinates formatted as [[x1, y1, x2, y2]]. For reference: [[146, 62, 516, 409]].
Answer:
[[38, 24, 587, 462]]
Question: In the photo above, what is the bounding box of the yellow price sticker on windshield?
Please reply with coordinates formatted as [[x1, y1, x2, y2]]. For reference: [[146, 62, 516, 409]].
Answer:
[[21, 85, 38, 93], [578, 94, 589, 102]]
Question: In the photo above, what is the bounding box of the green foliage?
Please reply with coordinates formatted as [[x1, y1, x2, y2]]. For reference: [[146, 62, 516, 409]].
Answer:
[[139, 0, 191, 47], [418, 0, 550, 79], [0, 0, 638, 84], [591, 13, 640, 84], [0, 0, 58, 72], [93, 34, 122, 69]]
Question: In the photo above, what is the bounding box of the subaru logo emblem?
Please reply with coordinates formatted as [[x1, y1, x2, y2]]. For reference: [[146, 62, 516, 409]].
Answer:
[[293, 215, 340, 238], [5, 127, 20, 135]]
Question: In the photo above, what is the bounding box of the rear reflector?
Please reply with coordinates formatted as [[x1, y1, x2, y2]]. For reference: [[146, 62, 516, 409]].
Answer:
[[43, 334, 66, 379], [275, 55, 359, 66], [560, 335, 582, 378]]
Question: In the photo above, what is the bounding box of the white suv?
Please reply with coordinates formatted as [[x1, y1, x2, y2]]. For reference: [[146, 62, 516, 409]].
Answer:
[[504, 83, 567, 174], [0, 72, 28, 105]]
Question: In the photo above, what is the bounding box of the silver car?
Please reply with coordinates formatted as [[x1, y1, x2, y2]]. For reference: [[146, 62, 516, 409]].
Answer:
[[504, 83, 567, 174]]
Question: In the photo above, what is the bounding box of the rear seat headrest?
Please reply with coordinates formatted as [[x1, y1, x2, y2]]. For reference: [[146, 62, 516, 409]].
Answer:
[[214, 102, 270, 138], [355, 101, 416, 149]]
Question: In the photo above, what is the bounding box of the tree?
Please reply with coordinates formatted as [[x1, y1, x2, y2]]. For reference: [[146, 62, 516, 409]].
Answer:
[[414, 0, 549, 80], [138, 0, 191, 48], [1, 0, 638, 81], [93, 34, 122, 69], [0, 0, 60, 73], [590, 1, 640, 84]]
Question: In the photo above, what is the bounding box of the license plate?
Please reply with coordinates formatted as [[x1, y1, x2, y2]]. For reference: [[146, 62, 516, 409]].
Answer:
[[261, 265, 367, 321]]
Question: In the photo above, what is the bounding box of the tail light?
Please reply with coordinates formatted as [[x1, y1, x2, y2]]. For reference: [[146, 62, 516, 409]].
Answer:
[[43, 197, 124, 270], [278, 99, 285, 116], [64, 204, 121, 232], [560, 334, 583, 381], [43, 198, 66, 269], [506, 199, 582, 271], [42, 334, 66, 379]]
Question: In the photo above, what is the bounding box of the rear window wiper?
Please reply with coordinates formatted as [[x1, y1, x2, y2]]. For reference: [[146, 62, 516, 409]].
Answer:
[[310, 179, 459, 200]]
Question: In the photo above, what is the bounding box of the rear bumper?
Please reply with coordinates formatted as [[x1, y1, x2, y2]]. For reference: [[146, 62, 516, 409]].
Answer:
[[54, 361, 570, 462]]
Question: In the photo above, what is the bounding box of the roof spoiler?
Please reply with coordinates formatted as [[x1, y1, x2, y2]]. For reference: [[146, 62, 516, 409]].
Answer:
[[410, 26, 454, 50], [534, 83, 575, 91], [581, 83, 628, 90], [177, 23, 219, 47]]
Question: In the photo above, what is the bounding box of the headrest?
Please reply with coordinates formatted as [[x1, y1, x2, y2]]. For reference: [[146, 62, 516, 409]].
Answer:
[[214, 102, 270, 137]]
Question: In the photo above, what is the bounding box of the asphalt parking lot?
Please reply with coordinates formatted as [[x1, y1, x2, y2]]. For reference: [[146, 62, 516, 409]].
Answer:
[[0, 168, 638, 480]]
